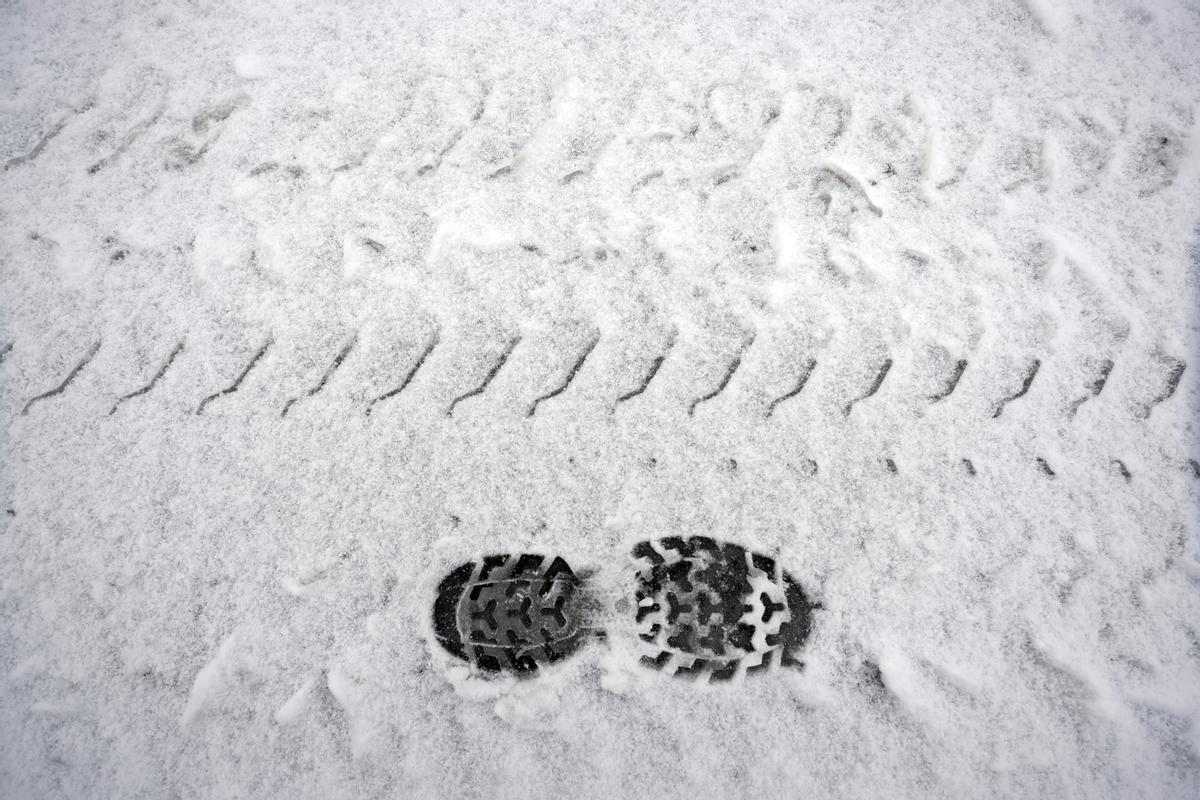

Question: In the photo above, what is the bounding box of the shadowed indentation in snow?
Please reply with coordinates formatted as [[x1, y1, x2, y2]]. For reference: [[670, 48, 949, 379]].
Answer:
[[21, 340, 101, 415], [815, 162, 883, 217], [1067, 359, 1113, 418], [110, 340, 184, 415], [526, 332, 599, 417], [860, 660, 888, 700], [843, 358, 892, 416], [282, 335, 356, 418], [765, 358, 817, 418], [195, 338, 273, 415], [616, 328, 677, 406], [688, 333, 755, 416], [446, 335, 520, 417], [632, 170, 663, 191], [3, 119, 67, 171], [929, 359, 967, 403], [1138, 359, 1185, 419], [366, 331, 440, 416], [88, 101, 166, 175], [992, 359, 1040, 418], [163, 96, 247, 170], [1112, 460, 1131, 482]]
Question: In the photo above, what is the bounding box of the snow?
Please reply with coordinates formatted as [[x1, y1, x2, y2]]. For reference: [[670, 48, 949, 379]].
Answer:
[[1, 0, 1199, 797]]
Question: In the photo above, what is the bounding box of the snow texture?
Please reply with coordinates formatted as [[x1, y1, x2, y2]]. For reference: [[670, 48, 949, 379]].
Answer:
[[1, 0, 1199, 798]]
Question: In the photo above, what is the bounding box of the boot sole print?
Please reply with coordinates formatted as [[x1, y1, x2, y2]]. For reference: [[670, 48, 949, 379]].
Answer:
[[432, 537, 818, 682], [432, 554, 586, 674]]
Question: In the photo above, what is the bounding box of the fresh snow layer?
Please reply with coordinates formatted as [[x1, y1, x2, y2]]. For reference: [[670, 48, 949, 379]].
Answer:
[[1, 0, 1199, 798]]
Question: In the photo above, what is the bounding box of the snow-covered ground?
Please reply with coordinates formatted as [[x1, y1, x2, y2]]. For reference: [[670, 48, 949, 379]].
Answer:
[[2, 1, 1198, 797]]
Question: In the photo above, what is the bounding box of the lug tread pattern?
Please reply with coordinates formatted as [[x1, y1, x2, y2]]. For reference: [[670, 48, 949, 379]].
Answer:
[[632, 536, 816, 683], [432, 554, 584, 674]]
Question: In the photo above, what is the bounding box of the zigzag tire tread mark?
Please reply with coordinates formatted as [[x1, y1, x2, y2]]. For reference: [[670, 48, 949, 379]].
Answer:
[[433, 553, 585, 674], [632, 536, 817, 683], [1, 332, 1190, 426]]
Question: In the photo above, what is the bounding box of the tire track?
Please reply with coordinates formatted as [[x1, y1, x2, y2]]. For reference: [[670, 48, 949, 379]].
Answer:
[[1066, 359, 1113, 418], [109, 340, 184, 415], [991, 359, 1040, 418], [3, 119, 67, 171], [526, 331, 599, 417], [281, 335, 356, 418], [87, 100, 167, 175], [446, 335, 520, 417], [765, 358, 817, 418], [6, 330, 1188, 435], [21, 340, 101, 415], [688, 333, 755, 416], [195, 338, 273, 415], [616, 328, 677, 406], [843, 358, 892, 416], [929, 359, 968, 403], [1138, 358, 1185, 420], [365, 331, 440, 416]]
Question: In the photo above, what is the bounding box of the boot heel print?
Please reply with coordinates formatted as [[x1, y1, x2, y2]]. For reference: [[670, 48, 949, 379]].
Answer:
[[433, 554, 586, 674]]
